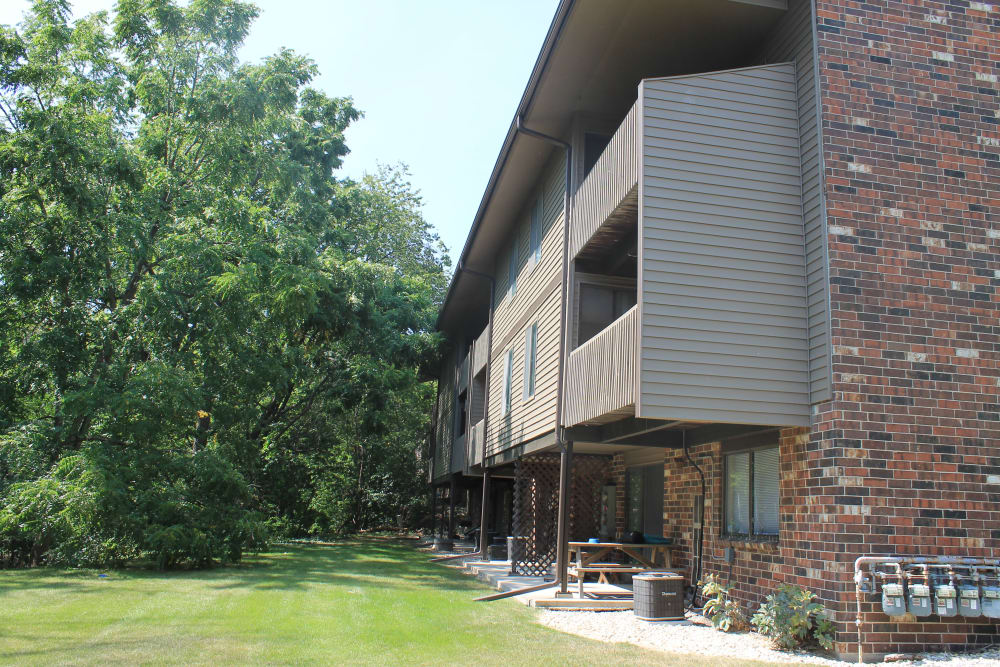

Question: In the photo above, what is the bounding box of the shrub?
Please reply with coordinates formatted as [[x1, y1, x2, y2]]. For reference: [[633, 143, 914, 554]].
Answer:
[[700, 574, 749, 632], [751, 584, 835, 651]]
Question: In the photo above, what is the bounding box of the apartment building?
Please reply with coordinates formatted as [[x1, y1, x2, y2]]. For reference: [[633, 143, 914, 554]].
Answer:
[[428, 0, 999, 658]]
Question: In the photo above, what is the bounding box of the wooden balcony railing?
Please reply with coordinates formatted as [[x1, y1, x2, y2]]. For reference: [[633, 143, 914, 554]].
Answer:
[[457, 353, 469, 393], [563, 305, 638, 426], [452, 432, 466, 473], [468, 419, 485, 468], [570, 102, 638, 259], [471, 324, 489, 377]]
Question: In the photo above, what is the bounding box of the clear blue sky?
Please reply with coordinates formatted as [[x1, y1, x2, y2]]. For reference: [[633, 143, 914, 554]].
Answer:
[[0, 0, 559, 263]]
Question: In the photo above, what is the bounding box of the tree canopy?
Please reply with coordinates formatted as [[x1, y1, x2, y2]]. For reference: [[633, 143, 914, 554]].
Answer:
[[0, 0, 448, 567]]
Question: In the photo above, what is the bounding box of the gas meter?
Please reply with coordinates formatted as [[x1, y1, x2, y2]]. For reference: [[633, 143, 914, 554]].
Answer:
[[881, 582, 907, 616], [957, 568, 982, 618], [982, 569, 1000, 619], [933, 580, 958, 617]]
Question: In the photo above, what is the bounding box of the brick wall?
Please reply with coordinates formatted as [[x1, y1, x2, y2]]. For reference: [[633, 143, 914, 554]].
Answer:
[[810, 0, 1000, 658], [611, 5, 998, 657], [660, 429, 809, 609]]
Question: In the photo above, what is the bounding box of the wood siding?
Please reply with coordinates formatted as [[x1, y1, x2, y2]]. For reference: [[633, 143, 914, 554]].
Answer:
[[637, 63, 811, 427], [432, 347, 456, 481], [570, 104, 638, 259], [760, 0, 831, 404], [564, 305, 638, 426], [486, 155, 566, 457]]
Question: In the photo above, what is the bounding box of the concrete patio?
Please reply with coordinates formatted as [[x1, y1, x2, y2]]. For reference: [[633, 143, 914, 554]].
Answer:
[[424, 540, 635, 610]]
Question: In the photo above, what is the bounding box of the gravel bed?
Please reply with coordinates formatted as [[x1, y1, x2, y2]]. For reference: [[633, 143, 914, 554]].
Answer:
[[535, 609, 1000, 666]]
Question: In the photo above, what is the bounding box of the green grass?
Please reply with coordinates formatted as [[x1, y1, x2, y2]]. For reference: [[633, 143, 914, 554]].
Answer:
[[0, 538, 778, 665]]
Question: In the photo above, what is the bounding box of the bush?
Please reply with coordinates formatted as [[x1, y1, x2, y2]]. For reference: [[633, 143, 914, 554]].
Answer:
[[751, 584, 835, 651], [700, 574, 749, 632]]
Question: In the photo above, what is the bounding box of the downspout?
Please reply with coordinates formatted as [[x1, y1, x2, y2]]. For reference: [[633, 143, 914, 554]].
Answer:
[[457, 263, 496, 559], [682, 431, 706, 596], [514, 115, 574, 595]]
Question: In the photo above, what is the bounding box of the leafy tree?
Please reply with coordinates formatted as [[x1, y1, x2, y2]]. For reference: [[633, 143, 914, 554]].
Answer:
[[0, 0, 447, 568]]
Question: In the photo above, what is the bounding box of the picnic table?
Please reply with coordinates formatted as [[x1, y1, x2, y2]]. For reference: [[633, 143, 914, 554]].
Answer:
[[567, 541, 678, 597]]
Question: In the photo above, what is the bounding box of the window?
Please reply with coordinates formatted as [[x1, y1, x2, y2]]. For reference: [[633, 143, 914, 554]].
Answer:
[[625, 464, 664, 536], [507, 242, 518, 299], [523, 323, 538, 400], [455, 390, 467, 436], [724, 443, 779, 537], [500, 348, 514, 416], [583, 132, 611, 180], [577, 283, 636, 345], [529, 197, 542, 265]]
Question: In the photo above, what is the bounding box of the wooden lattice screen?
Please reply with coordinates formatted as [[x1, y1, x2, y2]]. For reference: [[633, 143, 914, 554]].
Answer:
[[511, 453, 611, 576]]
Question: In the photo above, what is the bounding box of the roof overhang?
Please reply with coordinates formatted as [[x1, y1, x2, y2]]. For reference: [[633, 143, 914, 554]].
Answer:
[[437, 0, 789, 335]]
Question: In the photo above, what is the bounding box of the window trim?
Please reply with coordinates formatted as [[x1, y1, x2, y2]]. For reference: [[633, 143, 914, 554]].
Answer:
[[523, 322, 538, 401], [722, 433, 780, 540], [500, 348, 514, 416]]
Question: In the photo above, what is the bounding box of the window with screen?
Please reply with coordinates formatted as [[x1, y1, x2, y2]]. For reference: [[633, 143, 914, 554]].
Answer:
[[724, 437, 779, 537], [523, 323, 537, 400], [507, 243, 517, 299], [529, 197, 542, 265], [577, 283, 636, 345], [500, 348, 513, 417]]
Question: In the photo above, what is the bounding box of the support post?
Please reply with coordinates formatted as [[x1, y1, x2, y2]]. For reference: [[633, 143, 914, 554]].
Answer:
[[448, 475, 457, 538], [430, 485, 438, 538], [478, 470, 492, 556], [555, 440, 574, 596]]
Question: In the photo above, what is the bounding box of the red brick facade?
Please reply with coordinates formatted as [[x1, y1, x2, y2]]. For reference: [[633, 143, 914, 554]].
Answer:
[[814, 0, 1000, 658], [647, 3, 1000, 659]]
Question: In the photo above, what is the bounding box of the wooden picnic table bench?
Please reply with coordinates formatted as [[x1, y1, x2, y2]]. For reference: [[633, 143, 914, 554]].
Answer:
[[567, 541, 678, 597]]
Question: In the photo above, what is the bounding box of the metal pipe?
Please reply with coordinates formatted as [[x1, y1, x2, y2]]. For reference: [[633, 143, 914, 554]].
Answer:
[[474, 580, 556, 602], [514, 114, 575, 596], [456, 262, 497, 559], [852, 556, 1000, 662], [682, 431, 707, 591]]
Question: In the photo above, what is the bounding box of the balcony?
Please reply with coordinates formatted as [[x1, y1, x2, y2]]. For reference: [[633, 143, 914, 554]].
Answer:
[[563, 305, 638, 426], [471, 324, 489, 377], [468, 419, 485, 468], [570, 102, 638, 261]]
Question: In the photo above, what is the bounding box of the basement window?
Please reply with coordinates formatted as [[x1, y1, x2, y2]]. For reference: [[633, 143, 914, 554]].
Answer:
[[723, 437, 779, 539]]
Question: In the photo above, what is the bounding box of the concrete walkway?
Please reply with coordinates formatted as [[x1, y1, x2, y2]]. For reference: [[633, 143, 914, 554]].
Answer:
[[423, 539, 634, 609]]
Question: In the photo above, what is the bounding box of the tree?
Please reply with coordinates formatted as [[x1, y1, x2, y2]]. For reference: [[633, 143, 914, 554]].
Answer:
[[0, 0, 447, 568]]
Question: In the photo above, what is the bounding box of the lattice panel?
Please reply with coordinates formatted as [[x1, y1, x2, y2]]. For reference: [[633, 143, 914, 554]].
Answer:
[[569, 454, 612, 542], [512, 454, 560, 576], [511, 453, 612, 576]]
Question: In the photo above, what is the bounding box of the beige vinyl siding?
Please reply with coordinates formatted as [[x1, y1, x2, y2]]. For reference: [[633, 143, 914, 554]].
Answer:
[[487, 292, 562, 457], [432, 347, 456, 481], [486, 155, 566, 457], [760, 0, 831, 404], [637, 63, 811, 427]]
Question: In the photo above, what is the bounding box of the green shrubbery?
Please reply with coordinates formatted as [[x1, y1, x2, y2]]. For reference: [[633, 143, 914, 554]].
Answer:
[[751, 584, 835, 651], [699, 576, 834, 653], [700, 575, 749, 632]]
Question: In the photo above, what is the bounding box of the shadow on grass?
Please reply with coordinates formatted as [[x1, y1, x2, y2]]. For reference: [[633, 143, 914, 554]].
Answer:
[[0, 539, 489, 600], [201, 539, 487, 594]]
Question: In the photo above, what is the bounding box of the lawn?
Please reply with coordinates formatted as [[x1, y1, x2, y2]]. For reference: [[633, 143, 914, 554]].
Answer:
[[0, 538, 777, 666]]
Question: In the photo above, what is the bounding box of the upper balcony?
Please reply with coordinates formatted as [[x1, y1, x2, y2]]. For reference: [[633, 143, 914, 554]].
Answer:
[[571, 103, 638, 262], [564, 304, 637, 426], [562, 63, 814, 430], [471, 323, 489, 378]]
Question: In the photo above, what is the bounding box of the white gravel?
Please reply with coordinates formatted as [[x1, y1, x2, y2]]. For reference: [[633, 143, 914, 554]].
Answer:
[[535, 610, 1000, 666]]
